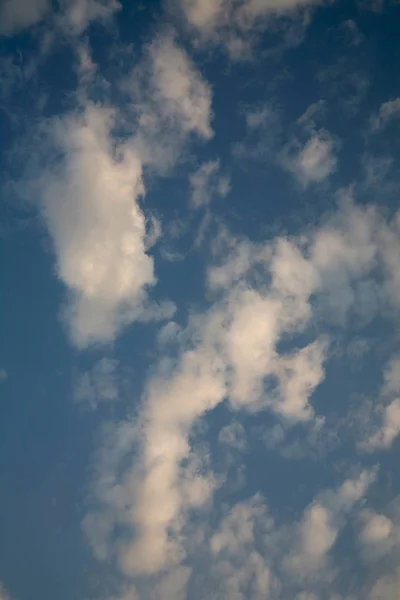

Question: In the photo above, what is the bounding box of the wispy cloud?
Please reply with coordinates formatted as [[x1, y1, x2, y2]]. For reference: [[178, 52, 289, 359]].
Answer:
[[281, 129, 337, 185], [74, 357, 119, 409], [176, 0, 324, 58], [189, 160, 230, 209], [0, 0, 120, 37], [370, 97, 400, 131]]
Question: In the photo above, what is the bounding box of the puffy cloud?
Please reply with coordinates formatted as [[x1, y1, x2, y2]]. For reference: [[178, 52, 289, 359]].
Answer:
[[205, 473, 375, 599], [284, 470, 376, 579], [83, 233, 330, 580], [22, 33, 212, 347], [209, 495, 274, 600], [36, 104, 158, 347], [360, 510, 393, 546], [366, 399, 400, 451], [362, 357, 400, 451], [0, 0, 50, 36], [84, 201, 382, 582], [189, 160, 230, 208], [0, 369, 7, 383], [356, 497, 400, 598], [368, 569, 400, 600]]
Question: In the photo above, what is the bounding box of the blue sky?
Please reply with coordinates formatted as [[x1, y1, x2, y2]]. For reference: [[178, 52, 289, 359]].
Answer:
[[2, 0, 400, 599]]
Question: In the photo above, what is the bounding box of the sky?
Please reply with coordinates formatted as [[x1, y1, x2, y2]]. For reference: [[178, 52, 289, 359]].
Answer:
[[2, 0, 400, 599]]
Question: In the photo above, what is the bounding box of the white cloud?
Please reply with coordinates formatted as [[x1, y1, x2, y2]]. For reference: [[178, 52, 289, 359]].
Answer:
[[282, 130, 337, 185], [177, 0, 323, 58], [189, 160, 230, 208], [245, 105, 274, 129], [131, 32, 213, 171], [0, 0, 120, 37], [368, 568, 400, 600], [360, 510, 393, 546], [84, 233, 330, 581], [218, 421, 247, 452], [364, 398, 400, 451], [83, 198, 400, 597], [356, 497, 400, 599], [36, 104, 158, 348], [239, 103, 337, 184], [284, 470, 376, 579], [0, 369, 7, 383], [74, 357, 119, 409], [208, 494, 275, 600], [59, 0, 121, 35], [362, 357, 400, 451], [23, 34, 212, 348], [85, 204, 379, 581], [370, 97, 400, 131], [0, 0, 50, 36], [0, 584, 11, 600], [205, 473, 375, 599]]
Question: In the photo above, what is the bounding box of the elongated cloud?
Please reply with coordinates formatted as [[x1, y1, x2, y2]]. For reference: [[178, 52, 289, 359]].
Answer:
[[38, 104, 157, 347], [177, 0, 322, 57], [0, 0, 120, 36]]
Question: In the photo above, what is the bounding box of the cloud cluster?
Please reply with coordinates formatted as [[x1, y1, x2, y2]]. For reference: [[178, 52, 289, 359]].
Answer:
[[6, 3, 400, 599], [83, 195, 400, 598], [194, 470, 375, 599]]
